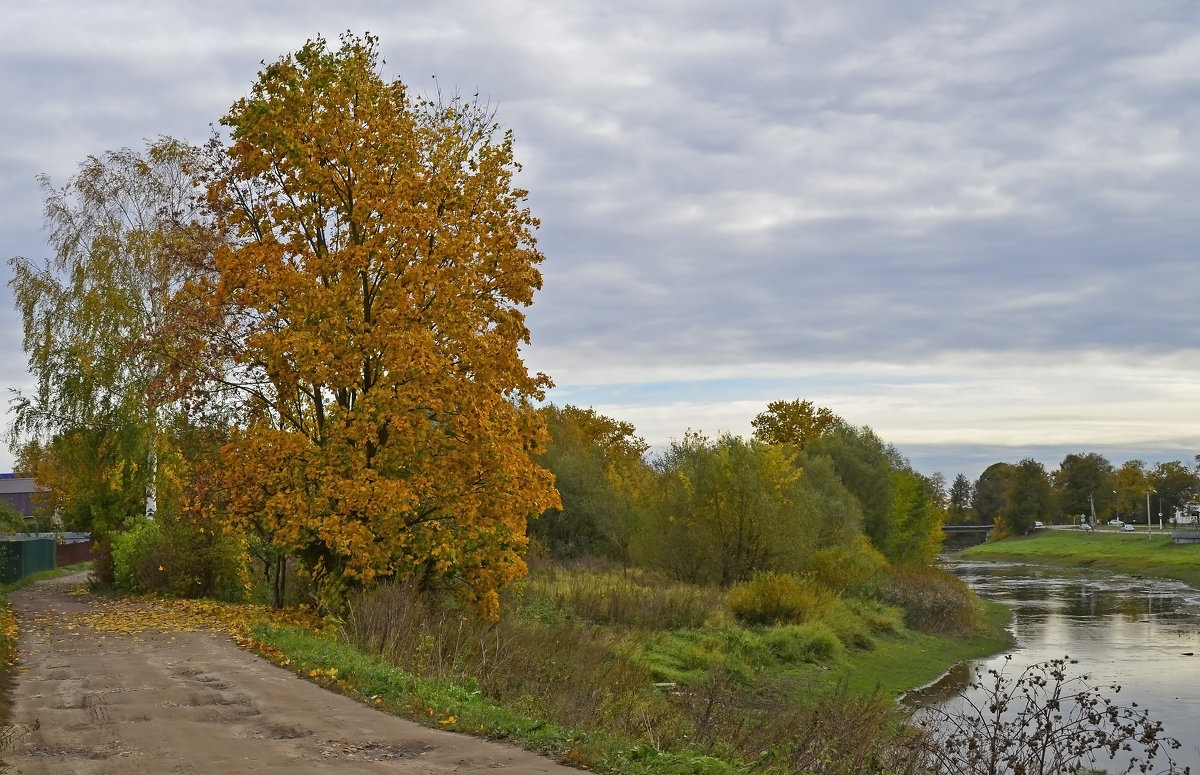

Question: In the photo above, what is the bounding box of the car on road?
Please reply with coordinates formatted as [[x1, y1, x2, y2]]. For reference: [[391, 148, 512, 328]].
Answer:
[[1034, 521, 1044, 528], [1121, 523, 1137, 532], [1108, 519, 1123, 526], [1079, 523, 1092, 531]]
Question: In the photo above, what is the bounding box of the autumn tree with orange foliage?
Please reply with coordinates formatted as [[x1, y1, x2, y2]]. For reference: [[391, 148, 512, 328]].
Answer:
[[205, 33, 559, 615]]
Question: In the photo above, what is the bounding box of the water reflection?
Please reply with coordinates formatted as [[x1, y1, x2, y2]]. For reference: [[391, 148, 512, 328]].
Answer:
[[914, 562, 1200, 772]]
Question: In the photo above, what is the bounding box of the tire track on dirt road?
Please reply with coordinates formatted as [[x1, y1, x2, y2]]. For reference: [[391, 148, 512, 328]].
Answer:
[[4, 572, 584, 774]]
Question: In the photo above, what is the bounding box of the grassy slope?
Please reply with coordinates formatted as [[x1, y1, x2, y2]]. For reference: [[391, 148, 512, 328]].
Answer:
[[959, 529, 1200, 587], [834, 599, 1011, 695], [246, 602, 1012, 775]]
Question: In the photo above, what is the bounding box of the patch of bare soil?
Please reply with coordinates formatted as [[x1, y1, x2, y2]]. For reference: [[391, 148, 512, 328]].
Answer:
[[4, 573, 584, 774]]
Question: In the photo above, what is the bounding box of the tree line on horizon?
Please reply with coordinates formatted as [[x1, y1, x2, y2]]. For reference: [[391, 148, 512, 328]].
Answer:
[[943, 453, 1200, 536]]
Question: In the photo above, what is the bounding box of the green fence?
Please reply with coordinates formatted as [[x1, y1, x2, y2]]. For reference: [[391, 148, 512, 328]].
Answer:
[[0, 536, 57, 584]]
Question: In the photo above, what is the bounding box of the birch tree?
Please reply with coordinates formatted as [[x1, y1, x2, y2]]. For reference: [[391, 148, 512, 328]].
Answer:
[[8, 138, 208, 529]]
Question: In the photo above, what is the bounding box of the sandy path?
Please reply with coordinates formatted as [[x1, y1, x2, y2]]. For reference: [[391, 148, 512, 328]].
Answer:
[[4, 572, 584, 774]]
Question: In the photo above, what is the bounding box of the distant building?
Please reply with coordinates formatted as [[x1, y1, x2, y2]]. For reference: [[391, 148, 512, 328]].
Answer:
[[0, 474, 45, 522], [1176, 502, 1200, 526]]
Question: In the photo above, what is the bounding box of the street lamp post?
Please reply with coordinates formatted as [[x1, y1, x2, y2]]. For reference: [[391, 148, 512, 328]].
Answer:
[[1147, 489, 1155, 540]]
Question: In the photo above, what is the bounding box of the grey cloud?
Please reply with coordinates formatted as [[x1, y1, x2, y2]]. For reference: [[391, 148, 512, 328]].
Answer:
[[3, 0, 1200, 473]]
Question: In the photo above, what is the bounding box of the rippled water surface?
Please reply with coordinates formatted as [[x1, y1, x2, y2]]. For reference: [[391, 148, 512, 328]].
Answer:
[[925, 562, 1200, 771]]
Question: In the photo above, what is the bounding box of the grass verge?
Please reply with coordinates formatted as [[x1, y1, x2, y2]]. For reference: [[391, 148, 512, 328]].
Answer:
[[244, 622, 747, 774], [240, 566, 1012, 775], [959, 529, 1200, 587]]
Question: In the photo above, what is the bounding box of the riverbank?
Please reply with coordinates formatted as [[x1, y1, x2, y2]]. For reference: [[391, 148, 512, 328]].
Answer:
[[1, 564, 1015, 774], [957, 529, 1200, 588]]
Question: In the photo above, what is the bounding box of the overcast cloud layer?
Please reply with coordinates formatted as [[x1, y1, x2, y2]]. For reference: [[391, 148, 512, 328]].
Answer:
[[2, 1, 1199, 481]]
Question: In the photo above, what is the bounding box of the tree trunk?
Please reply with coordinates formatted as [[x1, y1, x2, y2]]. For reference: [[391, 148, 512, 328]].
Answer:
[[144, 431, 157, 521], [272, 555, 287, 609]]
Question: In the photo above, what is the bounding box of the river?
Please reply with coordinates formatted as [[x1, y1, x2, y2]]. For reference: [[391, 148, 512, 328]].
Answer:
[[918, 561, 1200, 773]]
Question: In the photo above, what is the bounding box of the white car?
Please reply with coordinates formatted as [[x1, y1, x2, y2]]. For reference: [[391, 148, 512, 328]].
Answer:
[[1108, 519, 1123, 526], [1079, 523, 1092, 531], [1121, 523, 1136, 533], [1034, 521, 1044, 528]]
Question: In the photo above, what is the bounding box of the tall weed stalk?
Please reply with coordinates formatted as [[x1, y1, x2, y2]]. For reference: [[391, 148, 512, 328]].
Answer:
[[340, 579, 685, 744]]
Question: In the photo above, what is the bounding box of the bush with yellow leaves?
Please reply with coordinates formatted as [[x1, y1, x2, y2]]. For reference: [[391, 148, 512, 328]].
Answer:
[[726, 571, 838, 626]]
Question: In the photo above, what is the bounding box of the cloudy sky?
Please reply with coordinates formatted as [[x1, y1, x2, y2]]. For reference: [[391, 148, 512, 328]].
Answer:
[[2, 1, 1199, 481]]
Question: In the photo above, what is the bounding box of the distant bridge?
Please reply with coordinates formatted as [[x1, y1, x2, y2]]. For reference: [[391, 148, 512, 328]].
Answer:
[[941, 523, 992, 550]]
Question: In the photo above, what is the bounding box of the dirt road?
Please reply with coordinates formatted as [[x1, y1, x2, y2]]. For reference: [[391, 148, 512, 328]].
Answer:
[[4, 572, 584, 774]]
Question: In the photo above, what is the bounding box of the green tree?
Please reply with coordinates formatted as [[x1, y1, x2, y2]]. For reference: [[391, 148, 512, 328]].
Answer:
[[947, 473, 975, 523], [804, 424, 944, 564], [972, 462, 1015, 527], [996, 459, 1052, 537], [805, 425, 896, 557], [207, 33, 559, 616], [533, 405, 649, 561], [791, 451, 865, 543], [7, 138, 210, 531], [1113, 460, 1149, 524], [636, 432, 814, 585], [750, 399, 843, 450], [0, 501, 28, 534], [14, 427, 145, 533], [1147, 460, 1199, 521], [1051, 452, 1114, 525], [886, 468, 946, 565]]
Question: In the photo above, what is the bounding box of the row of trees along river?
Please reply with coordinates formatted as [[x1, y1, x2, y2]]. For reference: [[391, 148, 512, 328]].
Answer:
[[947, 453, 1200, 536]]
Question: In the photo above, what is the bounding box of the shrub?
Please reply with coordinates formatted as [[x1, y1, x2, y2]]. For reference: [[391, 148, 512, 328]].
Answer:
[[839, 597, 904, 635], [0, 502, 27, 534], [745, 683, 918, 775], [877, 565, 981, 635], [109, 516, 249, 601], [671, 674, 918, 775], [763, 622, 844, 664], [726, 571, 837, 626], [823, 601, 876, 650], [111, 518, 161, 592], [89, 534, 115, 587], [803, 535, 888, 594]]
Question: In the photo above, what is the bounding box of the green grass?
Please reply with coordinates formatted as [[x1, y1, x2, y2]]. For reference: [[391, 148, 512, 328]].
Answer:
[[960, 529, 1200, 587], [635, 597, 1012, 699]]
